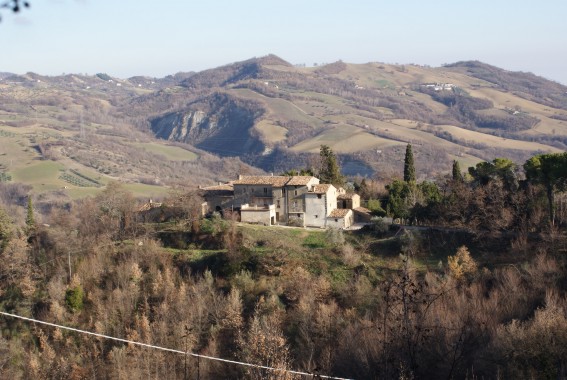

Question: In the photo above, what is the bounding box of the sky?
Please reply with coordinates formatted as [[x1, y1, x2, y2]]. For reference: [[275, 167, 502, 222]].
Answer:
[[2, 0, 567, 84]]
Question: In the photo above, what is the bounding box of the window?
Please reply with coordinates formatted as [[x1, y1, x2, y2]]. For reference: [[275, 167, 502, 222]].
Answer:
[[317, 194, 322, 199], [293, 201, 298, 208], [335, 219, 338, 222], [294, 190, 298, 196], [277, 200, 280, 208], [283, 188, 286, 194], [264, 187, 268, 194], [315, 215, 318, 218]]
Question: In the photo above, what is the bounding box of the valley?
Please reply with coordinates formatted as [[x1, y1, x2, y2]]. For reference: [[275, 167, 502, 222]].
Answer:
[[1, 56, 567, 380], [2, 55, 566, 200]]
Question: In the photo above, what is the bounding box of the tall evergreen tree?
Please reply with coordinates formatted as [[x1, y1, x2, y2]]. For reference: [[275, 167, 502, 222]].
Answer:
[[25, 196, 35, 230], [358, 178, 369, 198], [452, 160, 463, 182], [403, 144, 416, 183], [0, 206, 13, 252], [524, 152, 567, 226], [319, 145, 344, 186]]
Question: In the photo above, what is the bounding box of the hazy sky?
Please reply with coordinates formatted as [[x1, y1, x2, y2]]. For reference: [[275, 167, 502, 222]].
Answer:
[[2, 0, 567, 84]]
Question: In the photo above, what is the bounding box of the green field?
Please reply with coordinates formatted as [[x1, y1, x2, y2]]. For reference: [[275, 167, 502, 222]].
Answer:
[[64, 182, 170, 200], [0, 125, 173, 199], [122, 182, 171, 198], [11, 161, 66, 192]]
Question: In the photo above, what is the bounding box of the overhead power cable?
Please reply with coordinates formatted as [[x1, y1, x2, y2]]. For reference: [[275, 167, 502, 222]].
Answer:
[[0, 311, 353, 380]]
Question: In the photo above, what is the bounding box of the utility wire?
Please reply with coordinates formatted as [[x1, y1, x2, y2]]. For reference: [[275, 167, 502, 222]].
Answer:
[[0, 311, 354, 380]]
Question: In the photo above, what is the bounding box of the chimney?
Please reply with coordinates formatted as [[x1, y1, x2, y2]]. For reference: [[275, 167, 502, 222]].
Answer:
[[218, 182, 222, 186], [238, 174, 243, 180], [270, 172, 274, 176]]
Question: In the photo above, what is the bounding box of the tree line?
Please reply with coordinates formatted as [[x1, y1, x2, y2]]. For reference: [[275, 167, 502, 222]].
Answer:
[[381, 144, 567, 233]]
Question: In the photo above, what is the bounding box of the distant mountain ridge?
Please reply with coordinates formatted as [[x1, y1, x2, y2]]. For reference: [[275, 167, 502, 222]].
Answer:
[[145, 55, 567, 177], [1, 55, 567, 189], [446, 61, 567, 109]]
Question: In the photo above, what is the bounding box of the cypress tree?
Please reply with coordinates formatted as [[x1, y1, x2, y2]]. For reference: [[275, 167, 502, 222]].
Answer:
[[403, 144, 416, 183], [26, 196, 35, 230], [452, 160, 463, 182], [0, 206, 13, 252], [319, 145, 344, 186]]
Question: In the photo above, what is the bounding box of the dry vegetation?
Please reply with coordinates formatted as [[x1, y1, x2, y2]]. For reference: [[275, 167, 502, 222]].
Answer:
[[1, 58, 567, 378], [1, 164, 567, 379]]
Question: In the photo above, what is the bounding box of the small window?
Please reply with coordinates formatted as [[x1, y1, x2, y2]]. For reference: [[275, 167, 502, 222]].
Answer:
[[283, 188, 286, 195], [264, 187, 268, 194], [335, 219, 338, 222], [277, 200, 280, 208], [315, 215, 318, 218], [317, 194, 322, 199], [294, 190, 298, 196]]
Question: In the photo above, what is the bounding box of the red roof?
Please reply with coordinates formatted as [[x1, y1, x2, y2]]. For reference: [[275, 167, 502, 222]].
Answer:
[[286, 176, 317, 186], [233, 176, 290, 186], [329, 208, 352, 218], [233, 175, 317, 187], [310, 184, 333, 194]]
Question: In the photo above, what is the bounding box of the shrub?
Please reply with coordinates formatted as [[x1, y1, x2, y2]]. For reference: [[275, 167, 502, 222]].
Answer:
[[447, 246, 477, 281], [370, 217, 390, 234], [65, 285, 84, 312], [367, 199, 386, 216]]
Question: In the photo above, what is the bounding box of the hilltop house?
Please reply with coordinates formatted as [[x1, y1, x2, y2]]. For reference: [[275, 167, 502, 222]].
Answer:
[[201, 175, 362, 229], [304, 184, 338, 228]]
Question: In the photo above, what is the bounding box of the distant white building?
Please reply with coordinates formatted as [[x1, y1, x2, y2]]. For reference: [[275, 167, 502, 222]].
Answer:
[[422, 83, 455, 91]]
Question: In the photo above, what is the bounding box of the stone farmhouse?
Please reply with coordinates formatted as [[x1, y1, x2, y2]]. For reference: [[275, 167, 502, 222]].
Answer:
[[201, 175, 371, 229]]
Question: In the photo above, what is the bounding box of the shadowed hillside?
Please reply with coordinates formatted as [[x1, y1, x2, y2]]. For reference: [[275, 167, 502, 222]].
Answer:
[[1, 55, 567, 194], [145, 55, 567, 178]]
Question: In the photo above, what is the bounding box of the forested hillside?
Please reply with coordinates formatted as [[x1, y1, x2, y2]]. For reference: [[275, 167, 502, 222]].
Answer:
[[1, 149, 567, 379]]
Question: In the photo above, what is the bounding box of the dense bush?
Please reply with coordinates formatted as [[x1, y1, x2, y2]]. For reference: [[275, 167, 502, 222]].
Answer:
[[64, 284, 84, 312]]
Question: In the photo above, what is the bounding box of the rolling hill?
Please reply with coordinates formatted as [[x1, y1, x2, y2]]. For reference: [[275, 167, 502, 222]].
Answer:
[[146, 55, 567, 178], [1, 55, 566, 198]]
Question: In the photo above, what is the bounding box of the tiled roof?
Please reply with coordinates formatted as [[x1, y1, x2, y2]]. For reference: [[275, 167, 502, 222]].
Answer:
[[202, 182, 234, 196], [310, 184, 333, 194], [233, 176, 290, 187], [202, 183, 234, 191], [338, 193, 359, 200], [354, 206, 372, 214], [233, 175, 317, 187], [286, 176, 317, 186], [329, 208, 352, 218]]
